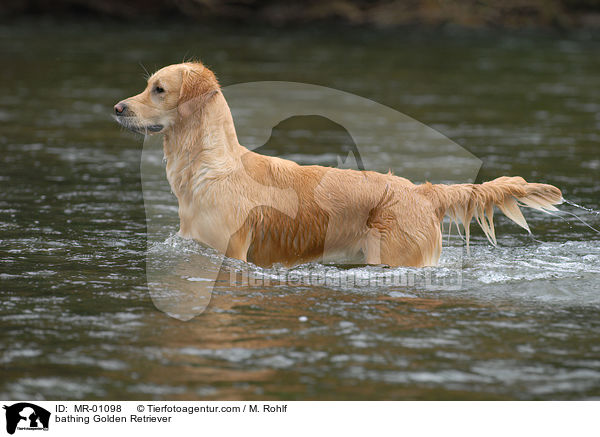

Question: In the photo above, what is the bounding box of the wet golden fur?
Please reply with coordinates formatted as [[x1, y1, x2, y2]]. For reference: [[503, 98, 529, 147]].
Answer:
[[114, 62, 563, 267]]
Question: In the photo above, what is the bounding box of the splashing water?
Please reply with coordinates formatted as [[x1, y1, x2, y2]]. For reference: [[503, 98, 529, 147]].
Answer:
[[562, 198, 600, 215], [559, 198, 600, 234]]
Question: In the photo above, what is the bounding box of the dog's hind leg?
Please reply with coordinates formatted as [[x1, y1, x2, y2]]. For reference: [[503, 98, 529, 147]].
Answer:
[[363, 203, 443, 267]]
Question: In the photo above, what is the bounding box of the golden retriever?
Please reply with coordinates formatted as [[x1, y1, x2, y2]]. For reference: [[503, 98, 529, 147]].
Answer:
[[114, 61, 563, 267]]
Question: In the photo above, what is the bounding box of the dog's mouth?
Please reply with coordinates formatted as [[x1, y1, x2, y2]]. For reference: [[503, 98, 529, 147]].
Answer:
[[113, 115, 164, 135], [146, 124, 164, 133]]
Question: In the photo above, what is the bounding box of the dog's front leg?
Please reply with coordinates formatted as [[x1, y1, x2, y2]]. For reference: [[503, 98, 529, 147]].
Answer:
[[225, 227, 252, 262]]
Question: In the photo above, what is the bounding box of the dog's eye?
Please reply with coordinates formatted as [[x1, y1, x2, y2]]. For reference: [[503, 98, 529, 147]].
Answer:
[[154, 86, 165, 94]]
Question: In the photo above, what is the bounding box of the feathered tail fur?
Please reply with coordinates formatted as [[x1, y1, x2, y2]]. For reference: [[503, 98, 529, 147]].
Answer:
[[419, 176, 563, 251]]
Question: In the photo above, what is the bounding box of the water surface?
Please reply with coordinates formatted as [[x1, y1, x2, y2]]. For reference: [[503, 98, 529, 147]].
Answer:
[[1, 20, 599, 400]]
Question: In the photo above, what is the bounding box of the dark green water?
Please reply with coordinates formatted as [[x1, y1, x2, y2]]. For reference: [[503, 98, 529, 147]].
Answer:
[[1, 19, 599, 400]]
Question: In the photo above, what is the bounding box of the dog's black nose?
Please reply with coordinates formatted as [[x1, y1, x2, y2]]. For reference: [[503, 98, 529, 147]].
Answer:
[[114, 102, 127, 115]]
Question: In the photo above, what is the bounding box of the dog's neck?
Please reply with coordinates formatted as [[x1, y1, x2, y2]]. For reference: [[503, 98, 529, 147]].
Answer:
[[163, 91, 242, 160], [162, 91, 245, 202]]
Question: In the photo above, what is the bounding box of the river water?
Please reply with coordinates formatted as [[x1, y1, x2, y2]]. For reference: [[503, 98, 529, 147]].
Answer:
[[1, 19, 599, 400]]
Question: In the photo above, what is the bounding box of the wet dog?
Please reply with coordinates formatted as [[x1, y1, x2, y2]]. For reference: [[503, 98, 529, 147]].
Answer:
[[114, 61, 562, 267]]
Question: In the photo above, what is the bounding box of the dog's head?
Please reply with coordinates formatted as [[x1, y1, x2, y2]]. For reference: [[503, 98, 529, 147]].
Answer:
[[113, 61, 219, 135]]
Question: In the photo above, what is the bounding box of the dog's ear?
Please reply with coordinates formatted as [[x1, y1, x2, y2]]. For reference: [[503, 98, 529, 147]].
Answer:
[[177, 64, 219, 119]]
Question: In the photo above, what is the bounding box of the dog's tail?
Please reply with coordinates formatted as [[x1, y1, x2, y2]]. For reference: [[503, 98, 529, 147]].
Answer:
[[417, 176, 563, 250]]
